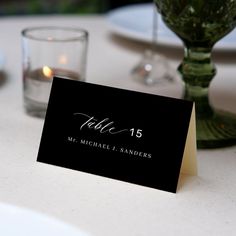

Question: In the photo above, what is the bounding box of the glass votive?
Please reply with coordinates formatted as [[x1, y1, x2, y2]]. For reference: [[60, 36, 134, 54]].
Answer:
[[21, 26, 89, 118]]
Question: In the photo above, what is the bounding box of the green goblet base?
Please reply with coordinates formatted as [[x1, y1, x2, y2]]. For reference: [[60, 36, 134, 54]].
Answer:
[[196, 111, 236, 149]]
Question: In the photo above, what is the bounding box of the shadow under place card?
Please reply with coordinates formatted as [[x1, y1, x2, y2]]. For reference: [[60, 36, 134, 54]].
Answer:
[[37, 77, 197, 193]]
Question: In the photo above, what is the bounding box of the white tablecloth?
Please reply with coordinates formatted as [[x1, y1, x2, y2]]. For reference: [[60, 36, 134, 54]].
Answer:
[[0, 15, 236, 236]]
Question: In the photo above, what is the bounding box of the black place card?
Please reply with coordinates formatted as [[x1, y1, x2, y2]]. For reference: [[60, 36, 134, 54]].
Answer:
[[37, 77, 197, 193]]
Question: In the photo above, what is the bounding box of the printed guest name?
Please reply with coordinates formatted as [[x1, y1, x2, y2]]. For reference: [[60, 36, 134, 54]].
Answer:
[[80, 139, 112, 150], [120, 147, 152, 159], [77, 138, 151, 159]]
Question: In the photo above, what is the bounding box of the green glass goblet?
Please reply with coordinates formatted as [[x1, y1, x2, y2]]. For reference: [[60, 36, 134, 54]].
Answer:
[[154, 0, 236, 148]]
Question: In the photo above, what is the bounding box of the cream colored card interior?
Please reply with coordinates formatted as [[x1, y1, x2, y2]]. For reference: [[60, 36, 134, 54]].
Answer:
[[180, 104, 198, 176]]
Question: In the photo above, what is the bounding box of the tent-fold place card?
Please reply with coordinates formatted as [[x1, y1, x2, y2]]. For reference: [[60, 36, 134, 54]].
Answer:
[[37, 77, 197, 193]]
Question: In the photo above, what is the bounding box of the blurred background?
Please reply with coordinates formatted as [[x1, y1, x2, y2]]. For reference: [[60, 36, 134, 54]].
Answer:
[[0, 0, 152, 15]]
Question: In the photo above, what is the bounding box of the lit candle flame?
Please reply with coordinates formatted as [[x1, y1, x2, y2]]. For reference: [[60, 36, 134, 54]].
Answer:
[[42, 66, 53, 79]]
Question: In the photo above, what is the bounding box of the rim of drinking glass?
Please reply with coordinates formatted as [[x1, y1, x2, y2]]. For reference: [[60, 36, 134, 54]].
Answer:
[[21, 26, 88, 42]]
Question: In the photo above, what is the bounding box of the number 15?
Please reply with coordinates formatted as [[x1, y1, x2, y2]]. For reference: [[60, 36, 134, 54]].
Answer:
[[130, 128, 142, 138]]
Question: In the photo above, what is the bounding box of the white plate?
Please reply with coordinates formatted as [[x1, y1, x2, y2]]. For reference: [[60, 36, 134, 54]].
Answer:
[[107, 3, 236, 51], [0, 202, 91, 236]]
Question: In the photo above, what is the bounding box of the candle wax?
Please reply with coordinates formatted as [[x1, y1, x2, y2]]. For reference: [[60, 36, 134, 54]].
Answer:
[[24, 68, 81, 104]]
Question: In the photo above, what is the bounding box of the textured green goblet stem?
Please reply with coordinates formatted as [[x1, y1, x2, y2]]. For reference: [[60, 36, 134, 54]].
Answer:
[[178, 47, 236, 148], [178, 47, 215, 118]]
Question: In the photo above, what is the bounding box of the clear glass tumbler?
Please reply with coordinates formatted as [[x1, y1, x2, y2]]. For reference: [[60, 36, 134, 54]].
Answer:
[[22, 26, 89, 118]]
